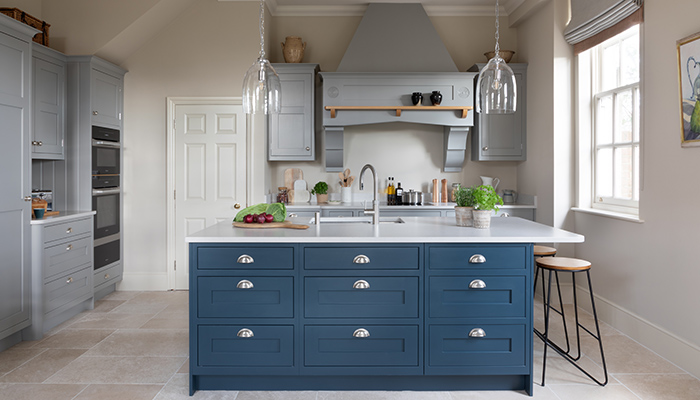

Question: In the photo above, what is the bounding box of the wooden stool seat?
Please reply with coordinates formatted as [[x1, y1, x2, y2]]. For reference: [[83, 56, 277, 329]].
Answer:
[[536, 257, 591, 271], [534, 245, 557, 256]]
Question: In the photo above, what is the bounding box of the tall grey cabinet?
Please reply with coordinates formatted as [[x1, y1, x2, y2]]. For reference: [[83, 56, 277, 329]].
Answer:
[[268, 64, 320, 161], [469, 63, 527, 161], [0, 15, 36, 351]]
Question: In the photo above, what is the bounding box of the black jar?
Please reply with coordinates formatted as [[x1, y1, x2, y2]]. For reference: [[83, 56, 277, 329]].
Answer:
[[430, 91, 442, 105], [411, 92, 423, 106]]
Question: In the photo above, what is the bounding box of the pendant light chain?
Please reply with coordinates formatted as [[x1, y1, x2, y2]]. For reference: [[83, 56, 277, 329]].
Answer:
[[258, 0, 265, 59], [494, 0, 500, 54]]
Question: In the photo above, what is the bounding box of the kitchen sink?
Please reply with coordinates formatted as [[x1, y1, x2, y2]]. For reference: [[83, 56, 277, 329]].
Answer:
[[309, 216, 405, 224]]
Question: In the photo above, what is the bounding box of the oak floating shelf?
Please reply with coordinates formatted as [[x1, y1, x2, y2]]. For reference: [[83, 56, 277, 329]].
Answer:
[[325, 105, 473, 119]]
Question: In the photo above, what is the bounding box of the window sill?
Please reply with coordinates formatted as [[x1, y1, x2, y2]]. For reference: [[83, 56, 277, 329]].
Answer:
[[571, 207, 644, 223]]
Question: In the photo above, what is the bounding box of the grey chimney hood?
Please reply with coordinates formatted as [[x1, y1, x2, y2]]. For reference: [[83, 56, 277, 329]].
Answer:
[[320, 3, 476, 172]]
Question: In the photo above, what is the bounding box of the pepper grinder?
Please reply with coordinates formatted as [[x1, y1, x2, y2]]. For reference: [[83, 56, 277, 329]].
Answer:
[[432, 179, 439, 203], [441, 179, 448, 203]]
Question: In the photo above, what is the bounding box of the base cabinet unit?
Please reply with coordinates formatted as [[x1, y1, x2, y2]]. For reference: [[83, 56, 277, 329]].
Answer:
[[189, 242, 534, 395], [32, 44, 66, 160], [268, 64, 320, 161], [24, 213, 95, 340]]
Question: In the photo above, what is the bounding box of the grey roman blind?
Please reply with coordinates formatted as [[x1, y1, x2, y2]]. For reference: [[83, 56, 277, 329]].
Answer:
[[564, 0, 643, 45]]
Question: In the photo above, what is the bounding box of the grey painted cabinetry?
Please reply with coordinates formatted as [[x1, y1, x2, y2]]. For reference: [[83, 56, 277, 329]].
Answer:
[[0, 14, 35, 350], [32, 44, 67, 160], [268, 64, 320, 161], [24, 214, 94, 340], [468, 63, 527, 161]]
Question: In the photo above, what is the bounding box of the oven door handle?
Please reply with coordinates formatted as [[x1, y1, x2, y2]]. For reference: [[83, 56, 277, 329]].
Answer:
[[92, 139, 121, 149], [92, 188, 121, 196]]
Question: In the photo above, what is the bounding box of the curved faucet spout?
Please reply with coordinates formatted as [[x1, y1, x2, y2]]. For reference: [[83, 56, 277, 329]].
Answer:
[[359, 164, 380, 225]]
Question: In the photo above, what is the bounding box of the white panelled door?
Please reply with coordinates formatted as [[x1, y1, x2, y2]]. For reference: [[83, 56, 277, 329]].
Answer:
[[172, 102, 246, 289]]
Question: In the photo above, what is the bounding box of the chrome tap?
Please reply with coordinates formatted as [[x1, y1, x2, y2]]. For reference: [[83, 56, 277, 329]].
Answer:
[[360, 164, 380, 225]]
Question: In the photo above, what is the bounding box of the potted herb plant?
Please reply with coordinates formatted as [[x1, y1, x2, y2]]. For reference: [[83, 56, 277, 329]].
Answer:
[[471, 185, 504, 229], [454, 185, 475, 227], [311, 181, 329, 204]]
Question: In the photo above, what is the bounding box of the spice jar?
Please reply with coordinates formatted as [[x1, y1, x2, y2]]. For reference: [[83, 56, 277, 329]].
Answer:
[[451, 183, 461, 202], [276, 187, 288, 204]]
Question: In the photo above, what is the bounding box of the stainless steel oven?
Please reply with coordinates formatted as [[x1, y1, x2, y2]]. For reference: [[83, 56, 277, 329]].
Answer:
[[92, 125, 121, 271], [92, 187, 120, 240], [92, 126, 120, 175]]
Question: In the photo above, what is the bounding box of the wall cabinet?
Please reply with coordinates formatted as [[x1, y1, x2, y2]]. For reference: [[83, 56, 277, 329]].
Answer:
[[189, 242, 534, 395], [32, 44, 66, 160], [91, 68, 122, 129], [469, 63, 527, 161], [268, 64, 319, 161]]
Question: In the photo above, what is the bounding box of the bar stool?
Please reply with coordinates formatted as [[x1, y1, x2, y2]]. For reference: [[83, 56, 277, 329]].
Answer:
[[535, 257, 608, 387], [533, 245, 571, 356]]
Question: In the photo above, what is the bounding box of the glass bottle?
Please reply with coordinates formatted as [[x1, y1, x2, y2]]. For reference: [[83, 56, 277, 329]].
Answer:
[[396, 182, 404, 205]]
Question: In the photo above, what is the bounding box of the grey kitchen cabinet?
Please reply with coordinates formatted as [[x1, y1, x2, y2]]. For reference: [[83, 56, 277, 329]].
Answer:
[[32, 44, 67, 160], [24, 214, 94, 340], [0, 14, 35, 350], [468, 63, 527, 161], [268, 64, 320, 161], [91, 68, 123, 129]]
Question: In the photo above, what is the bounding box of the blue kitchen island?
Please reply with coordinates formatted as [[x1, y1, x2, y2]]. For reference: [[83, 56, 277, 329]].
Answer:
[[186, 216, 583, 396]]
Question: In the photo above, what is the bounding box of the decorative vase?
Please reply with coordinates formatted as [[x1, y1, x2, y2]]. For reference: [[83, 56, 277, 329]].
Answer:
[[281, 36, 306, 63], [430, 91, 442, 105], [454, 206, 473, 227], [411, 92, 423, 106], [316, 193, 328, 204], [472, 210, 492, 229]]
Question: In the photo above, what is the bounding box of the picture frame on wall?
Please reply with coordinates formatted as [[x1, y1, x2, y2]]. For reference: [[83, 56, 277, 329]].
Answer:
[[677, 31, 700, 147]]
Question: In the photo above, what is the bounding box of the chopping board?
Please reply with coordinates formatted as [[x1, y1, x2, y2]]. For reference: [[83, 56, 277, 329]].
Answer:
[[284, 168, 303, 190], [233, 221, 309, 229]]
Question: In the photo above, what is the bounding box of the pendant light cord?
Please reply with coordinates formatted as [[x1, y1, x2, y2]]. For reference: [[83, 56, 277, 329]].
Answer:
[[258, 0, 265, 60], [494, 0, 500, 54]]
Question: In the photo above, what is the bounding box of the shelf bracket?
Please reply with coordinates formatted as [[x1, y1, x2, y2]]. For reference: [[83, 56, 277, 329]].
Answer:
[[444, 126, 470, 172]]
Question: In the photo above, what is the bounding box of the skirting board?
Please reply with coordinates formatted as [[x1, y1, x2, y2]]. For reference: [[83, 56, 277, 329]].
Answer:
[[117, 272, 169, 291]]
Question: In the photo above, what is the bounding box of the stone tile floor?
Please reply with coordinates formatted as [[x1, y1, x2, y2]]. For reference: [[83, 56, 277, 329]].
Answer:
[[0, 291, 698, 399]]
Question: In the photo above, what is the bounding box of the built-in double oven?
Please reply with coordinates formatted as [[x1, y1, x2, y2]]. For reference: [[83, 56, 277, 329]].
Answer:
[[92, 126, 121, 270]]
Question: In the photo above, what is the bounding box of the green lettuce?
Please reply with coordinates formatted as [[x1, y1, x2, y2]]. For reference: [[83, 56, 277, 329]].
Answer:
[[234, 202, 287, 222]]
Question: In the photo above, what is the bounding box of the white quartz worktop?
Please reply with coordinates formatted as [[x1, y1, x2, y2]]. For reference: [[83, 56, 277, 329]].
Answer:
[[30, 210, 96, 225], [186, 216, 583, 244]]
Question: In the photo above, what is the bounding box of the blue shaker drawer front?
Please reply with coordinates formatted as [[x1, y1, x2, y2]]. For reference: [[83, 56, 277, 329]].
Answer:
[[304, 325, 419, 367], [198, 325, 294, 367], [195, 245, 294, 270], [429, 276, 526, 318], [304, 246, 419, 270], [197, 277, 293, 318], [428, 324, 526, 367], [428, 245, 526, 270], [305, 277, 419, 318]]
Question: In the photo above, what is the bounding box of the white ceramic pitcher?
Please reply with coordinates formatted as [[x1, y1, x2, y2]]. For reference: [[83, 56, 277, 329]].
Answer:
[[480, 176, 500, 191]]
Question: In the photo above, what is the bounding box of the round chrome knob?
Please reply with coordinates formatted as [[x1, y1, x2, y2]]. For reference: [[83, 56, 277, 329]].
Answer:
[[353, 255, 370, 264], [500, 212, 510, 217], [66, 244, 73, 251], [104, 274, 110, 279], [237, 279, 254, 289], [93, 111, 99, 115], [468, 279, 486, 289], [353, 328, 370, 338], [66, 277, 74, 284], [24, 196, 32, 201], [237, 255, 254, 264], [237, 328, 254, 338], [352, 280, 370, 289], [288, 213, 298, 218], [468, 328, 486, 338], [306, 146, 310, 151], [234, 203, 241, 209], [469, 254, 486, 264], [483, 146, 489, 151], [66, 227, 73, 233]]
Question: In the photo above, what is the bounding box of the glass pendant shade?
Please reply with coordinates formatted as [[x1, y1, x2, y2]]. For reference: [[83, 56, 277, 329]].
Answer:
[[476, 55, 517, 114], [242, 57, 281, 114]]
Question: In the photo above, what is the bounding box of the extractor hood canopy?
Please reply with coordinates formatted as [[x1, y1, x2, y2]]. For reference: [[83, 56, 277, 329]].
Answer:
[[321, 3, 476, 172]]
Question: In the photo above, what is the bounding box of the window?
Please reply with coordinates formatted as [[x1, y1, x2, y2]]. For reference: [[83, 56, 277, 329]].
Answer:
[[579, 25, 640, 215]]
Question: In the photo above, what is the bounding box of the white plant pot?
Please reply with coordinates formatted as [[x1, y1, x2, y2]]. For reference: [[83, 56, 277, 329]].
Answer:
[[454, 206, 473, 227], [472, 209, 492, 229]]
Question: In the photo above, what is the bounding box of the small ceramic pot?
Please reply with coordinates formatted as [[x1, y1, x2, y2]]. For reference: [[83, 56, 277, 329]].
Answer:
[[316, 193, 328, 204], [281, 36, 306, 63], [472, 210, 492, 229], [430, 91, 442, 105], [411, 92, 423, 106], [454, 206, 473, 227], [341, 187, 352, 203]]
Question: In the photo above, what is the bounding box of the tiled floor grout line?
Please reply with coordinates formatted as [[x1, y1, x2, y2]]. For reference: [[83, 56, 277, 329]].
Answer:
[[0, 347, 49, 378]]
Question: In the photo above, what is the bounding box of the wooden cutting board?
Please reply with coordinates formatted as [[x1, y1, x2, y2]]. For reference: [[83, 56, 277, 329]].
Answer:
[[284, 168, 303, 190], [233, 221, 309, 229]]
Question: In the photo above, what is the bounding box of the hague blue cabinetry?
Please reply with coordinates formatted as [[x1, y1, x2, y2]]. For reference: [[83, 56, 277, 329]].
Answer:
[[189, 242, 533, 395]]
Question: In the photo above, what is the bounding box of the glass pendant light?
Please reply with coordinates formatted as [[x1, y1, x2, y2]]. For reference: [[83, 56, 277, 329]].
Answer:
[[476, 0, 516, 114], [242, 0, 281, 114]]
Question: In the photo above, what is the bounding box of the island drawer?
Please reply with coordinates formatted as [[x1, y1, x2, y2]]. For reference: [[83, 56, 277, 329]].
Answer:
[[44, 236, 92, 281], [44, 264, 92, 317], [428, 323, 526, 369], [304, 325, 419, 367], [194, 245, 295, 270], [427, 245, 527, 270], [198, 325, 294, 367], [304, 277, 419, 318], [43, 218, 92, 244], [428, 276, 526, 318], [303, 245, 420, 270], [197, 276, 293, 318], [94, 263, 122, 290]]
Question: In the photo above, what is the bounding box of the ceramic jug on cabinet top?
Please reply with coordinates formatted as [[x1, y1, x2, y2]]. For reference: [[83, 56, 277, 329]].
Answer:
[[480, 176, 500, 191], [282, 36, 306, 63]]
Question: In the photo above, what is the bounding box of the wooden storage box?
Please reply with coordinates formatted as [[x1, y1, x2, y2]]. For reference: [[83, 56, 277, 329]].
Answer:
[[0, 8, 49, 46]]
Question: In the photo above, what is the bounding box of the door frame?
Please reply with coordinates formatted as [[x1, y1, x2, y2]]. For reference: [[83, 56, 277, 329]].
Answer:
[[165, 97, 250, 290]]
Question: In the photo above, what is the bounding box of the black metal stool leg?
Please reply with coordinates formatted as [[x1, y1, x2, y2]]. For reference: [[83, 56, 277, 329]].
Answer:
[[541, 269, 554, 386]]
